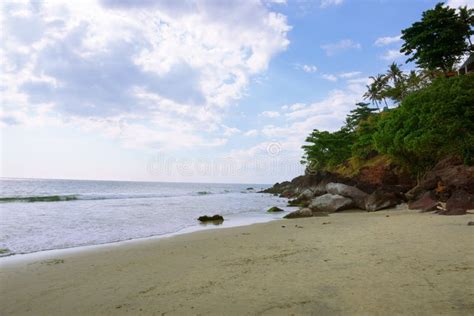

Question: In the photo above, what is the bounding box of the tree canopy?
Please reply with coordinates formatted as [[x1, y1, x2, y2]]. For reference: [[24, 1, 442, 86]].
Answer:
[[400, 3, 474, 74]]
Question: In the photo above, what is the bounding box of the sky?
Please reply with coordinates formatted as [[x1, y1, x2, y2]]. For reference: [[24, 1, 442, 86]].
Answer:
[[1, 0, 473, 184]]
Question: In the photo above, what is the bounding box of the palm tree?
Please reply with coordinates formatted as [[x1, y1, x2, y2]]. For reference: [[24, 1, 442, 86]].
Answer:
[[386, 62, 403, 85], [363, 74, 389, 110]]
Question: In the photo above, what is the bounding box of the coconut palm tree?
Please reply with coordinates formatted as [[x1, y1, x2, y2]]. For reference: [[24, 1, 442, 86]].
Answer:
[[386, 62, 404, 85], [363, 74, 389, 110]]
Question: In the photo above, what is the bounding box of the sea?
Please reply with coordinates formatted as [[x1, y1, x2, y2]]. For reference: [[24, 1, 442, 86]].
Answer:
[[0, 178, 291, 257]]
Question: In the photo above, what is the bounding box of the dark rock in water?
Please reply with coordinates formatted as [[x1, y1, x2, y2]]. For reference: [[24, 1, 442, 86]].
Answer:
[[439, 190, 474, 215], [309, 194, 354, 212], [246, 187, 254, 190], [198, 215, 224, 222], [365, 189, 401, 212], [267, 206, 284, 213], [468, 221, 474, 226], [326, 182, 368, 209], [408, 191, 440, 212], [283, 208, 314, 219]]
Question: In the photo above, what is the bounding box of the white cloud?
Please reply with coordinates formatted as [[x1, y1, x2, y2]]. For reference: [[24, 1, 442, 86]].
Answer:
[[289, 103, 306, 111], [321, 71, 362, 82], [294, 63, 318, 73], [244, 129, 258, 137], [380, 49, 405, 61], [447, 0, 474, 8], [260, 111, 281, 118], [0, 0, 290, 151], [374, 35, 402, 47], [320, 0, 344, 8], [227, 78, 366, 182], [321, 74, 338, 82], [339, 71, 362, 78], [222, 125, 241, 137], [302, 64, 318, 73], [321, 39, 361, 56]]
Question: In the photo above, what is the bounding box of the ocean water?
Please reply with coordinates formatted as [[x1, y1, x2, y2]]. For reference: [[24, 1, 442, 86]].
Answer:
[[0, 178, 291, 256]]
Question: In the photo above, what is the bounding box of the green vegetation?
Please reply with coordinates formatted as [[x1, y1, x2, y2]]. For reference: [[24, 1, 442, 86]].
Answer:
[[401, 3, 473, 75], [302, 2, 474, 177], [373, 75, 474, 172]]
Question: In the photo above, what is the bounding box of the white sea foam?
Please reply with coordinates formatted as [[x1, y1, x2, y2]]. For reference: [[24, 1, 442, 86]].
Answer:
[[0, 179, 290, 256]]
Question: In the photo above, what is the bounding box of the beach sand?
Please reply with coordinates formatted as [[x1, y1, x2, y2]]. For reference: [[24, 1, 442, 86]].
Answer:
[[1, 208, 473, 315]]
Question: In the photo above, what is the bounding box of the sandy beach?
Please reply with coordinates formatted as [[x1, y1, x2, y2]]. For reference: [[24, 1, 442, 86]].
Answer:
[[1, 208, 473, 315]]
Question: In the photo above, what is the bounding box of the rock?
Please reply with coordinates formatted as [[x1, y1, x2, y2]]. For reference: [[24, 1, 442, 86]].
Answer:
[[439, 190, 474, 215], [365, 190, 401, 212], [246, 187, 254, 190], [406, 156, 474, 201], [279, 190, 294, 198], [287, 198, 307, 207], [326, 182, 368, 209], [283, 208, 314, 219], [408, 191, 440, 212], [309, 194, 354, 212], [300, 188, 315, 200], [468, 221, 474, 226], [438, 209, 467, 216], [267, 206, 284, 213], [198, 215, 224, 222]]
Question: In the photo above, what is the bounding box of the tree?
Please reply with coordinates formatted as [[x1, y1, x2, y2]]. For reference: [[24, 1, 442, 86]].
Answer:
[[400, 3, 473, 74], [302, 128, 354, 171], [386, 62, 404, 86], [373, 75, 474, 174], [363, 74, 389, 110], [345, 102, 377, 132]]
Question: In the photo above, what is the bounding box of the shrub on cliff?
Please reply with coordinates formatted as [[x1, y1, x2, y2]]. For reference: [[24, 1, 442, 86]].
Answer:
[[373, 75, 474, 174]]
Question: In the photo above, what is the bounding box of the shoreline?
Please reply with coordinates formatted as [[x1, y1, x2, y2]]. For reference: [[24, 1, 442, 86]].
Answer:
[[0, 209, 292, 265], [1, 207, 473, 315]]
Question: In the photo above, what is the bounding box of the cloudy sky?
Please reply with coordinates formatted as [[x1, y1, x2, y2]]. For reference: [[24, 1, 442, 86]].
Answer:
[[1, 0, 472, 183]]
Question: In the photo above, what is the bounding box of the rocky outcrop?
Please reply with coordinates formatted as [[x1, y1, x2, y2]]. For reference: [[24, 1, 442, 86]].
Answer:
[[326, 182, 368, 209], [406, 156, 474, 201], [408, 192, 440, 212], [438, 190, 474, 215], [283, 208, 314, 219], [309, 194, 354, 212], [365, 189, 401, 212], [283, 208, 329, 219], [262, 155, 472, 217]]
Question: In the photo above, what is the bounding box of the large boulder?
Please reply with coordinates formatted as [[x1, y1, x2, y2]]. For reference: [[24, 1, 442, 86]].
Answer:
[[284, 208, 313, 219], [283, 208, 328, 219], [309, 194, 354, 212], [439, 190, 474, 215], [300, 188, 316, 200], [406, 156, 474, 201], [326, 182, 368, 209], [408, 191, 440, 212], [365, 190, 401, 212]]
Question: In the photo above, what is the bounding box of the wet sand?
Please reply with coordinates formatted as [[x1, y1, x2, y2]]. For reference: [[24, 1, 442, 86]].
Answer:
[[1, 208, 473, 315]]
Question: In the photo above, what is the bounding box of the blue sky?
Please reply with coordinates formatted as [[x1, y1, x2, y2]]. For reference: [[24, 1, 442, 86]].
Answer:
[[1, 0, 472, 183]]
